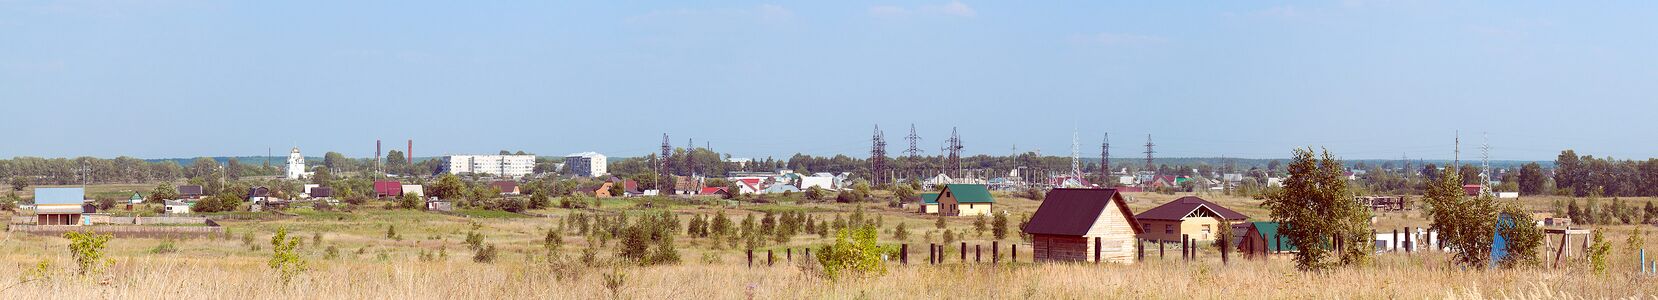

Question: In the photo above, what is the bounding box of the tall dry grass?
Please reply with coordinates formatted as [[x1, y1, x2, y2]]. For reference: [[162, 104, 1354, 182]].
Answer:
[[2, 251, 1652, 299]]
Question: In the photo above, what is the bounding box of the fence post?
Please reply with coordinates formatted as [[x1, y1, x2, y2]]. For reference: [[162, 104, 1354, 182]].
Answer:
[[1392, 229, 1399, 252], [1159, 240, 1165, 259], [901, 244, 909, 265], [975, 244, 981, 263], [1275, 235, 1283, 254], [1181, 234, 1190, 262], [1405, 227, 1413, 253], [993, 241, 1000, 264], [747, 249, 753, 268], [1137, 239, 1144, 261], [960, 242, 967, 262], [787, 248, 793, 262], [768, 250, 774, 266], [1221, 236, 1229, 265], [805, 248, 811, 260], [929, 244, 936, 265], [1011, 243, 1017, 263]]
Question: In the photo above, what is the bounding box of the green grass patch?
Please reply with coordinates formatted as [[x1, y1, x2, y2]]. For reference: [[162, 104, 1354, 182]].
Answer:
[[454, 209, 528, 219]]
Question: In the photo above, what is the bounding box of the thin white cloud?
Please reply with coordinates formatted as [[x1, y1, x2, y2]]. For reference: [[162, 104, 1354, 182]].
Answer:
[[927, 1, 977, 17], [868, 1, 975, 18], [626, 4, 795, 24], [1069, 33, 1168, 47], [868, 5, 908, 17]]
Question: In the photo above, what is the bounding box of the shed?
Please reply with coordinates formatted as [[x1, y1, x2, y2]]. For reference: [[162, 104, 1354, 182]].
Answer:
[[128, 192, 144, 204], [308, 186, 333, 198], [34, 188, 88, 226], [1022, 188, 1144, 264], [1237, 222, 1298, 259], [918, 193, 940, 214], [1133, 196, 1250, 242], [936, 184, 994, 216]]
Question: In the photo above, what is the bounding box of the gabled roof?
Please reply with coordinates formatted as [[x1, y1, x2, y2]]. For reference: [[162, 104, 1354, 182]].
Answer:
[[941, 184, 994, 203], [176, 185, 204, 196], [920, 193, 940, 204], [699, 187, 729, 195], [33, 188, 85, 205], [1134, 196, 1249, 221], [490, 181, 518, 192], [1023, 188, 1143, 236]]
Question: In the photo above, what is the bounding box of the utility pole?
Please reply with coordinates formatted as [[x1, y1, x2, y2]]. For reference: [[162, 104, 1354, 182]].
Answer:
[[904, 124, 923, 182], [1144, 134, 1156, 175], [871, 125, 888, 186], [660, 133, 671, 190], [944, 128, 963, 179], [1101, 133, 1110, 187]]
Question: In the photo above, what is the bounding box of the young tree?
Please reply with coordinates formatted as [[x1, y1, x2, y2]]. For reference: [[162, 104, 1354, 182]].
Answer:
[[63, 231, 112, 276], [269, 227, 308, 284], [1261, 148, 1369, 271], [893, 221, 909, 240], [973, 214, 988, 237], [992, 211, 1009, 240], [711, 210, 732, 238], [935, 213, 946, 229], [1425, 167, 1497, 267], [817, 225, 885, 280]]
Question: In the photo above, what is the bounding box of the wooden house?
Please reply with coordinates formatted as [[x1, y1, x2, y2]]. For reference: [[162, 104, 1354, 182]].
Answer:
[[373, 181, 403, 198], [490, 181, 521, 195], [1133, 196, 1249, 242], [1022, 188, 1144, 264], [176, 185, 204, 200], [936, 184, 994, 217]]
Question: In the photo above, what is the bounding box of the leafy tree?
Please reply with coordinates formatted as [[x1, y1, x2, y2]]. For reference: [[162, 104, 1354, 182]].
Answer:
[[8, 176, 28, 191], [1497, 205, 1545, 268], [397, 193, 422, 210], [1645, 201, 1657, 224], [992, 211, 1009, 240], [817, 225, 885, 280], [1587, 230, 1611, 275], [805, 186, 826, 201], [893, 185, 916, 203], [935, 212, 946, 229], [973, 214, 988, 237], [430, 174, 466, 200], [148, 183, 179, 204], [1517, 163, 1545, 195], [711, 210, 732, 238], [1262, 148, 1369, 271], [893, 222, 909, 240], [1425, 167, 1497, 267], [63, 231, 112, 276], [269, 227, 308, 284]]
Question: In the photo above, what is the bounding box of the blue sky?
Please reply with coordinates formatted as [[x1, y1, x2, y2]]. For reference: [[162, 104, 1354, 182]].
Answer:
[[3, 1, 1655, 161]]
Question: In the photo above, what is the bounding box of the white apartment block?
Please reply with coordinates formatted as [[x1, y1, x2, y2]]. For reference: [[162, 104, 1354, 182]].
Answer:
[[442, 155, 537, 178], [563, 152, 607, 178]]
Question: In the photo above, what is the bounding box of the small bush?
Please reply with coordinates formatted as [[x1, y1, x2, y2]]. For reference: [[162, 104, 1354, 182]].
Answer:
[[63, 231, 113, 276], [150, 239, 179, 254], [473, 244, 499, 263]]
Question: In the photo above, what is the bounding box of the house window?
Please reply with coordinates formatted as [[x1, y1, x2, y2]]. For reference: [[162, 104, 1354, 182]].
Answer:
[[1164, 224, 1173, 234]]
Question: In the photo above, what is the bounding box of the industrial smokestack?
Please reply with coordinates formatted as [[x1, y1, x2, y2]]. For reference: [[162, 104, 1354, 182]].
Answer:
[[407, 140, 413, 163]]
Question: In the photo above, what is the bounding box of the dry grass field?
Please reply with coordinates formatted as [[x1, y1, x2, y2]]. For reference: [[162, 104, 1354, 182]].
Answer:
[[2, 187, 1656, 299]]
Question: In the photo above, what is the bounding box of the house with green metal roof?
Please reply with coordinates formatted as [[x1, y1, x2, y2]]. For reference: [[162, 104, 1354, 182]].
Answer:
[[936, 184, 994, 216], [918, 193, 940, 214], [1238, 221, 1298, 258]]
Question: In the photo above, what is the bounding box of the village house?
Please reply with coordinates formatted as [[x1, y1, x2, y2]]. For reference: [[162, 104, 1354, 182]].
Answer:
[[164, 200, 193, 214], [490, 181, 521, 195], [1022, 188, 1144, 264], [34, 187, 90, 225], [1133, 196, 1250, 242], [373, 181, 403, 198], [698, 187, 730, 198], [177, 185, 204, 200], [401, 184, 424, 197], [935, 184, 994, 216], [577, 181, 615, 198]]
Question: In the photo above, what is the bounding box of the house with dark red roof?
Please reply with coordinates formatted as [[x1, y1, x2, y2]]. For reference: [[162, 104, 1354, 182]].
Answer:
[[698, 187, 730, 198], [1134, 196, 1249, 242], [373, 181, 403, 198], [1022, 188, 1144, 264], [490, 181, 520, 195]]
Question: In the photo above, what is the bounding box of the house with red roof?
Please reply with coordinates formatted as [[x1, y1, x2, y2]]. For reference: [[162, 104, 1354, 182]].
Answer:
[[698, 187, 731, 198], [1134, 196, 1249, 242], [1022, 188, 1144, 264], [490, 181, 520, 195]]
